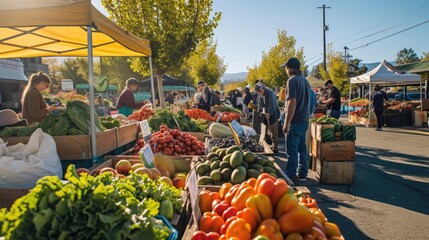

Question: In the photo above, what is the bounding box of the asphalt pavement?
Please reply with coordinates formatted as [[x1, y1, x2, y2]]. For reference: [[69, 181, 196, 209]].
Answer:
[[275, 123, 429, 240]]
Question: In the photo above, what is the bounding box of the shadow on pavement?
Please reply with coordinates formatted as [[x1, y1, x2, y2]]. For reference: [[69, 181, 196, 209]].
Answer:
[[352, 146, 429, 214]]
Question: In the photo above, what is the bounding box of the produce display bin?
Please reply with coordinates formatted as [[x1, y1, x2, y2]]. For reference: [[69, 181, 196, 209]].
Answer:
[[155, 215, 178, 240], [116, 122, 140, 147], [91, 155, 193, 175], [2, 128, 118, 160], [204, 135, 274, 155], [0, 188, 30, 208]]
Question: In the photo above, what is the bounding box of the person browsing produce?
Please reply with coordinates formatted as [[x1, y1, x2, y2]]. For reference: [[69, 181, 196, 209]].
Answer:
[[281, 57, 312, 182], [255, 81, 280, 153], [21, 72, 58, 124], [116, 78, 144, 117], [322, 79, 341, 119], [371, 84, 388, 131]]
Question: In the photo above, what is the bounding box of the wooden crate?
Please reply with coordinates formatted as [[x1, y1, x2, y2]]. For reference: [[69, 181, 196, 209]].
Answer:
[[117, 123, 140, 147], [92, 155, 193, 175], [314, 157, 355, 184], [0, 188, 30, 208], [311, 137, 355, 161], [2, 128, 118, 160]]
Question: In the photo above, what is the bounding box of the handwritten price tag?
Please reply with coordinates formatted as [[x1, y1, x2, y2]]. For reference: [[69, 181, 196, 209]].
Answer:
[[139, 120, 152, 144], [230, 120, 244, 137], [186, 169, 201, 223], [139, 144, 155, 168]]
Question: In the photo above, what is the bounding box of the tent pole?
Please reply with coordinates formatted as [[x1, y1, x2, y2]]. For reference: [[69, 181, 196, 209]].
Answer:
[[149, 57, 156, 109], [348, 80, 352, 122], [368, 83, 372, 127], [87, 26, 97, 164]]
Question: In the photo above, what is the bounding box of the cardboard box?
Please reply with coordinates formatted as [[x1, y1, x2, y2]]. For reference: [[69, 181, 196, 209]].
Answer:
[[314, 157, 355, 184], [311, 137, 355, 161]]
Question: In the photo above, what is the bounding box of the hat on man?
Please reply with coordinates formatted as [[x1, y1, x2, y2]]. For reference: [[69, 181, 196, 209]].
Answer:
[[237, 87, 242, 91], [280, 57, 301, 69], [254, 82, 265, 92], [197, 81, 206, 86], [324, 79, 334, 86], [0, 109, 27, 131]]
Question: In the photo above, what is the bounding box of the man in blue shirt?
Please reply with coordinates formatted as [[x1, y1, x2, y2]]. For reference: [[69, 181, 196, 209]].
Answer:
[[282, 57, 312, 182]]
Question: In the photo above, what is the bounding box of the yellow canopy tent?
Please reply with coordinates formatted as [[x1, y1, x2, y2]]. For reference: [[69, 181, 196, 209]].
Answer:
[[0, 0, 155, 160]]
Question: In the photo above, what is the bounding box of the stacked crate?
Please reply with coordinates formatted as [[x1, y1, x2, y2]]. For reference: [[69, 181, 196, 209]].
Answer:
[[310, 122, 356, 184]]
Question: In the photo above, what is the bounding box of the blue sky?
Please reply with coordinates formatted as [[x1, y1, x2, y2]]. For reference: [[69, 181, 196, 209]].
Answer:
[[92, 0, 429, 73]]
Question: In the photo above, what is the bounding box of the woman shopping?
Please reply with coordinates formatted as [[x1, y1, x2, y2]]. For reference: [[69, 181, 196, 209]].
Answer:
[[21, 72, 58, 124]]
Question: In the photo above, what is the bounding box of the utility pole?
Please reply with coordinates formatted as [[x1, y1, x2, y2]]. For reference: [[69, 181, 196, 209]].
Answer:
[[343, 46, 349, 63], [318, 4, 331, 71]]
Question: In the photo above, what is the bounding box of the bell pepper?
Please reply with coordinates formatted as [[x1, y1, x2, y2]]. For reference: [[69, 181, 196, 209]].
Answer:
[[277, 204, 314, 235], [298, 197, 318, 209], [245, 194, 273, 222], [236, 208, 258, 231], [200, 212, 225, 233], [254, 173, 276, 192], [219, 183, 233, 200], [199, 190, 220, 214], [256, 178, 275, 196], [255, 219, 283, 240], [309, 208, 327, 223], [224, 184, 240, 204], [274, 193, 298, 219], [270, 179, 289, 207], [213, 200, 231, 217], [231, 186, 256, 210], [192, 231, 221, 240], [225, 218, 251, 240], [246, 178, 256, 188], [220, 216, 238, 235], [222, 206, 238, 221], [323, 222, 341, 238]]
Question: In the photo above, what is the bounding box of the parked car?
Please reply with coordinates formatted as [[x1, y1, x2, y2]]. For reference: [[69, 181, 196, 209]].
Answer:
[[394, 92, 426, 101]]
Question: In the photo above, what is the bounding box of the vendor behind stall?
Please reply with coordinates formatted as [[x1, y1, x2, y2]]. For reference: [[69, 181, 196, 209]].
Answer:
[[21, 72, 58, 124], [116, 78, 144, 117]]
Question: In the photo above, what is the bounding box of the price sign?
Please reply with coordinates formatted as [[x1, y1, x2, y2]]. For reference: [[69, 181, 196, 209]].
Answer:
[[186, 169, 201, 223], [230, 120, 244, 137], [139, 120, 151, 143], [139, 144, 155, 168]]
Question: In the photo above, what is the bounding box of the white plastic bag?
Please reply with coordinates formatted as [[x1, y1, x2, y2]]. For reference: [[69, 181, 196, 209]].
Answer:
[[0, 128, 63, 188], [242, 125, 257, 136]]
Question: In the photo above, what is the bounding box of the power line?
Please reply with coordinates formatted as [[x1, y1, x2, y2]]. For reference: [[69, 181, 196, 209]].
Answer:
[[350, 19, 429, 51], [304, 54, 323, 62], [332, 2, 429, 44], [307, 57, 324, 67]]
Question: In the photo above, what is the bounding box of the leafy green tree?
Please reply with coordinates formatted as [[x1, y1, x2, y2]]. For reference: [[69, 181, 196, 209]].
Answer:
[[310, 63, 324, 80], [183, 39, 227, 86], [395, 48, 420, 64], [102, 0, 221, 108], [59, 58, 89, 86], [319, 46, 348, 95], [246, 30, 304, 88], [422, 52, 429, 61], [348, 58, 368, 77], [101, 57, 144, 90]]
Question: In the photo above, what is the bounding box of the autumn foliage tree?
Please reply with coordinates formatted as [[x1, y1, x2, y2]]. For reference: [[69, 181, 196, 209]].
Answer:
[[102, 0, 221, 108], [319, 45, 349, 95]]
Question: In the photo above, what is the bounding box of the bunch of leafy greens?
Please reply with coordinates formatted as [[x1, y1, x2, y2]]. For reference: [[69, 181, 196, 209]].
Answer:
[[66, 100, 105, 134], [0, 165, 182, 240], [149, 109, 206, 132]]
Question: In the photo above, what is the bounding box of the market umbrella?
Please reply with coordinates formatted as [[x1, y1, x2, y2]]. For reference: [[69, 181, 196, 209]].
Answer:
[[0, 0, 153, 161]]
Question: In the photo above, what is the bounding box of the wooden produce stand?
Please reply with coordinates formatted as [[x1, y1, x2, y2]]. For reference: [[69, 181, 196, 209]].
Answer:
[[310, 122, 356, 184]]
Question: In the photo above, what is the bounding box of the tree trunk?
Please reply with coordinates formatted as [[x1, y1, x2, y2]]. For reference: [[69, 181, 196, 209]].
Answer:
[[157, 73, 165, 108]]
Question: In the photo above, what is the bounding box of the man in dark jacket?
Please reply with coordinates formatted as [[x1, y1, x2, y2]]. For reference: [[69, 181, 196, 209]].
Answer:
[[255, 81, 280, 153], [371, 85, 388, 131]]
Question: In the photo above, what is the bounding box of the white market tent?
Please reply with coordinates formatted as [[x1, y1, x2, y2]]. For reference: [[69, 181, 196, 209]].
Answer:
[[0, 0, 155, 161], [348, 60, 422, 123], [307, 75, 325, 88]]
